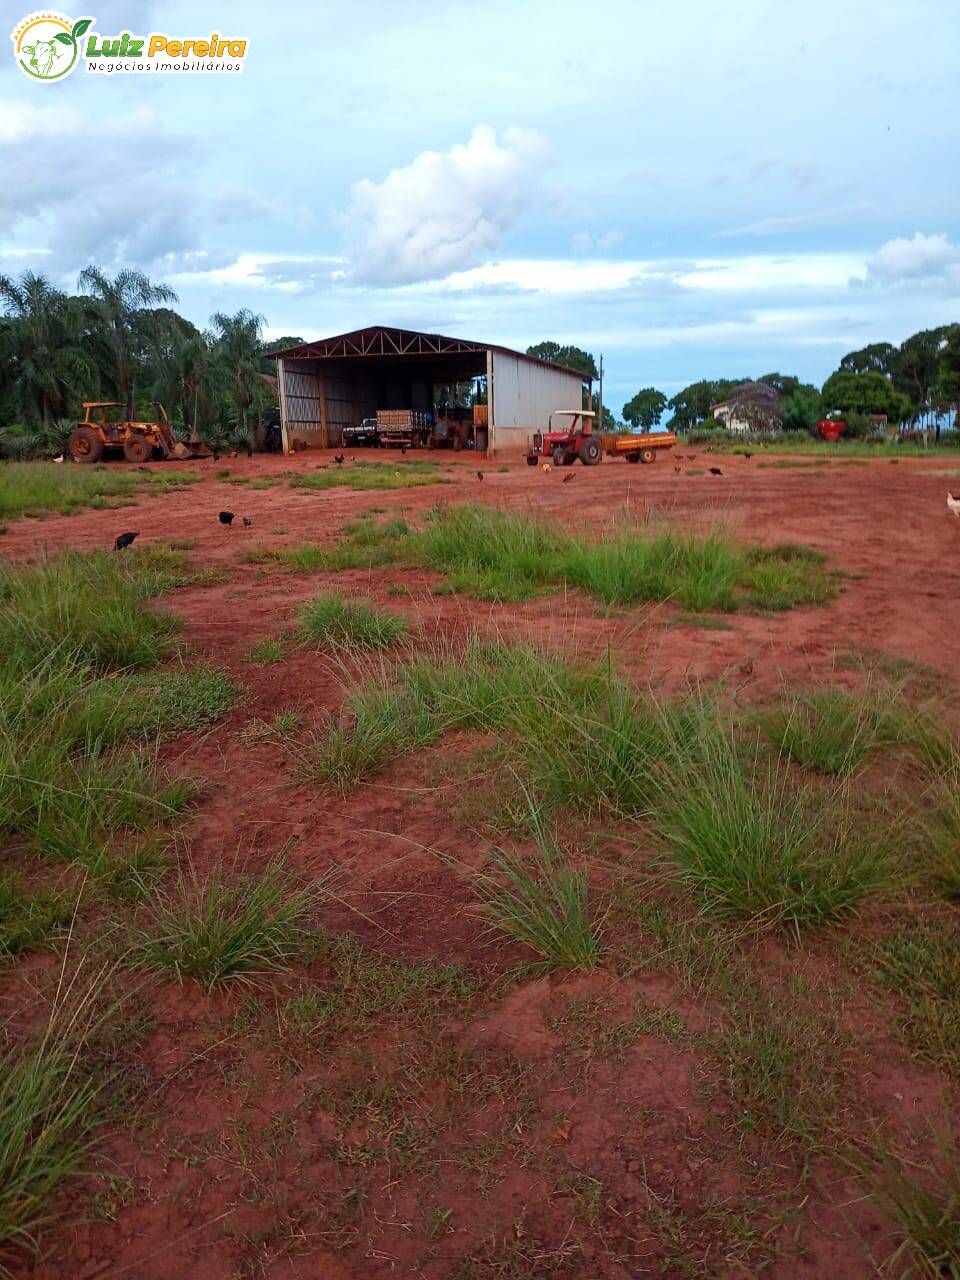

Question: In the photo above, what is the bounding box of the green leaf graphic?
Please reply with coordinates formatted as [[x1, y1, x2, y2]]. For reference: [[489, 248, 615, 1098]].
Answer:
[[55, 32, 73, 44], [72, 17, 92, 37]]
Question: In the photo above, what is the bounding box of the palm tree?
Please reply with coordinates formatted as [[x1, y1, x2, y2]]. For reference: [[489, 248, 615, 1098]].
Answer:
[[0, 271, 95, 423], [77, 266, 177, 415], [210, 308, 265, 445]]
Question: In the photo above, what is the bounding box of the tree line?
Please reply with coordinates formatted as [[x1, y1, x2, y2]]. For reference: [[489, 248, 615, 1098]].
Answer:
[[529, 325, 960, 434], [0, 267, 303, 456]]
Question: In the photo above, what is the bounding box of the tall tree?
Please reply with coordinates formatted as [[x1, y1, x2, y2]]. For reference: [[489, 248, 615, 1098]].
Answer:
[[622, 388, 667, 431], [77, 266, 177, 414], [839, 342, 899, 377], [526, 340, 599, 380], [936, 326, 960, 410], [210, 308, 266, 443], [666, 379, 741, 430], [821, 370, 911, 422], [780, 382, 823, 432], [898, 326, 953, 423], [0, 270, 94, 423]]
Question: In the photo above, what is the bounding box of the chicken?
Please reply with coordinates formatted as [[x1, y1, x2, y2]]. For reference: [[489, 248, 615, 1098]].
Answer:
[[709, 467, 723, 477], [686, 454, 697, 461], [114, 531, 139, 551], [333, 454, 345, 465], [52, 455, 64, 464], [242, 517, 252, 528], [562, 471, 576, 483], [674, 465, 682, 474], [541, 462, 552, 473], [476, 471, 484, 481], [742, 452, 753, 461], [947, 492, 960, 518], [219, 511, 235, 526]]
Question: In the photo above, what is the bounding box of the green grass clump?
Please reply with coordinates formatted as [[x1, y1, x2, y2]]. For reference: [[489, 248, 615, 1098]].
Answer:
[[924, 782, 960, 899], [0, 876, 70, 958], [744, 544, 836, 610], [141, 667, 236, 734], [562, 528, 743, 610], [136, 861, 319, 990], [249, 477, 281, 490], [870, 919, 960, 1076], [859, 1132, 960, 1279], [290, 461, 451, 492], [0, 550, 185, 672], [0, 977, 104, 1264], [0, 556, 228, 892], [246, 637, 285, 665], [242, 543, 330, 572], [0, 460, 202, 522], [763, 685, 908, 775], [472, 806, 601, 971], [300, 592, 407, 651], [320, 505, 833, 614], [656, 710, 896, 930]]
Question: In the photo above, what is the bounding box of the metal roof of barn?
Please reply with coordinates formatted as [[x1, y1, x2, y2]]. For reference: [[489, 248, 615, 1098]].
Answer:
[[268, 326, 591, 382]]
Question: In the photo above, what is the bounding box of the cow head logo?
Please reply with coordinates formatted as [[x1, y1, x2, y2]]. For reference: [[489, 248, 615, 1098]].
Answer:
[[11, 12, 92, 81]]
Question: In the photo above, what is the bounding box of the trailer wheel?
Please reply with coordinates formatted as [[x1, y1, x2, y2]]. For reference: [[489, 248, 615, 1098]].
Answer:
[[580, 437, 602, 466], [626, 452, 641, 463], [640, 447, 656, 464], [69, 426, 104, 464], [123, 436, 152, 464]]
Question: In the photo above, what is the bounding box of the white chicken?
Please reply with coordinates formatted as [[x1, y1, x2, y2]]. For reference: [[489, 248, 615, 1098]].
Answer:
[[541, 462, 552, 473], [948, 492, 960, 518]]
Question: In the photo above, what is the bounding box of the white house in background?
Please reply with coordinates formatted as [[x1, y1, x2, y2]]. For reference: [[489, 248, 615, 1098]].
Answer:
[[711, 400, 752, 433], [710, 381, 783, 434]]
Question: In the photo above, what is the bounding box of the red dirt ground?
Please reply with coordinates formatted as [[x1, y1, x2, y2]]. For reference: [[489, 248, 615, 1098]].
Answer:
[[2, 446, 959, 1279]]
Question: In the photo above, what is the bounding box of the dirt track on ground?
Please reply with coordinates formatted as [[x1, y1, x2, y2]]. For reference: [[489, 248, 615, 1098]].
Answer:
[[3, 446, 959, 1279]]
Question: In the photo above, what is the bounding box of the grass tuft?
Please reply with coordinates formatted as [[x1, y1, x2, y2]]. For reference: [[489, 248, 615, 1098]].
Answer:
[[136, 860, 320, 989], [0, 968, 106, 1264], [300, 592, 407, 651], [472, 807, 601, 971], [858, 1130, 960, 1278], [655, 706, 897, 929]]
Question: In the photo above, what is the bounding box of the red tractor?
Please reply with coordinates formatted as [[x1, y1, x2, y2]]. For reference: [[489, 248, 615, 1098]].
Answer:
[[526, 410, 603, 467]]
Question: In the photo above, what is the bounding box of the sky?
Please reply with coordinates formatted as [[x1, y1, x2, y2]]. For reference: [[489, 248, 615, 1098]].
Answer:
[[2, 0, 959, 412]]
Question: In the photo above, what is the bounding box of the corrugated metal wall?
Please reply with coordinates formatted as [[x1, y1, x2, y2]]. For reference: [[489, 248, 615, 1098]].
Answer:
[[323, 376, 353, 447], [280, 364, 322, 441], [489, 351, 584, 450]]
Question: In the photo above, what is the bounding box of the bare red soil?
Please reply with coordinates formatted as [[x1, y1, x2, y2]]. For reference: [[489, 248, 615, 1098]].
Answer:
[[2, 447, 959, 1279]]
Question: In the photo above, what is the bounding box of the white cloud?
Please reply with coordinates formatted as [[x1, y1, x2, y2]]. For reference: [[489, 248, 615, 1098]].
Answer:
[[717, 204, 870, 238], [862, 232, 960, 286], [0, 98, 83, 144], [342, 125, 550, 285], [571, 229, 624, 253]]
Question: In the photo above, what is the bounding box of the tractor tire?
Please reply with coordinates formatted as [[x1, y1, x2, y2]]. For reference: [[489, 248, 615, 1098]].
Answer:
[[640, 447, 656, 464], [626, 452, 641, 463], [526, 455, 538, 466], [580, 437, 602, 466], [552, 446, 567, 468], [123, 436, 152, 464], [69, 426, 104, 464]]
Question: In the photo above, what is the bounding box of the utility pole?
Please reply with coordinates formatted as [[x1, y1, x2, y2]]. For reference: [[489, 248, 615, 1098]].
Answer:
[[598, 354, 604, 432]]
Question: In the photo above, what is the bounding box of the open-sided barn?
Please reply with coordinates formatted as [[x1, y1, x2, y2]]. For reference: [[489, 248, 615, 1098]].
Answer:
[[270, 325, 589, 456]]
